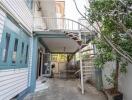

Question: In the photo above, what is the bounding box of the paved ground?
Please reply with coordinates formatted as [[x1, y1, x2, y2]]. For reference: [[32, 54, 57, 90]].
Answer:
[[25, 79, 106, 100]]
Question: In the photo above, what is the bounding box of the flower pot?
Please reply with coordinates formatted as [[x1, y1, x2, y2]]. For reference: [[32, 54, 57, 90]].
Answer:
[[113, 93, 123, 100], [105, 89, 123, 100]]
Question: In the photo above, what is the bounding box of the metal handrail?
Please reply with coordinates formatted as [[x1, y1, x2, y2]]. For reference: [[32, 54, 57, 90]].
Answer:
[[33, 17, 93, 33]]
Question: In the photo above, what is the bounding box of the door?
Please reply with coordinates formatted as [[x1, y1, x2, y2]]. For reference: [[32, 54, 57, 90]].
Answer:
[[36, 49, 43, 79], [42, 53, 51, 77]]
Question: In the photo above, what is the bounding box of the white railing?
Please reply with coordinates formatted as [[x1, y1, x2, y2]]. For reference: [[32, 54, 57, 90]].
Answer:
[[33, 17, 91, 32]]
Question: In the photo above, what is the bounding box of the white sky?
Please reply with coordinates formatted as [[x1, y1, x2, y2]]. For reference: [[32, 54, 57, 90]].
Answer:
[[65, 0, 88, 21]]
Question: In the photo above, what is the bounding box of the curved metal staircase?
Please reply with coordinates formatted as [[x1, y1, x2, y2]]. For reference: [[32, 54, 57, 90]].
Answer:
[[33, 17, 96, 94]]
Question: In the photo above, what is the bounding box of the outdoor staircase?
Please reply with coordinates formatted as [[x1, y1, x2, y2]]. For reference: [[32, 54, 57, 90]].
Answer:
[[34, 17, 96, 48], [34, 17, 97, 94], [80, 44, 96, 93], [82, 57, 95, 82]]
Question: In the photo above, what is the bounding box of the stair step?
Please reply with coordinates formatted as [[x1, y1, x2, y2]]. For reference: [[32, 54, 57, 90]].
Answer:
[[83, 76, 92, 79], [81, 49, 94, 53], [83, 70, 93, 72], [83, 66, 94, 68], [82, 63, 94, 65], [83, 73, 93, 75]]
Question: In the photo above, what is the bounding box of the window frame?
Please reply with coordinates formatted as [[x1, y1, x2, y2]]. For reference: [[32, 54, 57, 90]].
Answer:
[[0, 17, 30, 70], [11, 37, 19, 64], [24, 44, 28, 65], [0, 27, 14, 69]]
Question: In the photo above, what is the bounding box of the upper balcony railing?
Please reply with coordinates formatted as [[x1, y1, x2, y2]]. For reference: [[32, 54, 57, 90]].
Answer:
[[33, 17, 91, 32]]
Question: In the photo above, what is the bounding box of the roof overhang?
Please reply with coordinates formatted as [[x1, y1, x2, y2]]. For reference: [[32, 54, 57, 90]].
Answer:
[[35, 31, 80, 54]]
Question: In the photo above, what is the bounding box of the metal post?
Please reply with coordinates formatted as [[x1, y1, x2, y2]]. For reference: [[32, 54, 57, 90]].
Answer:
[[78, 30, 84, 94], [79, 47, 84, 94]]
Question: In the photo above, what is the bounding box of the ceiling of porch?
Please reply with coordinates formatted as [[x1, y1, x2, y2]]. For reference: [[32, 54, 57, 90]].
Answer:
[[36, 31, 80, 54], [40, 37, 79, 53]]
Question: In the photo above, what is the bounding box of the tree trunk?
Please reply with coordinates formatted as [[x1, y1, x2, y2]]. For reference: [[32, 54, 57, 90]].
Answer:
[[114, 59, 119, 92]]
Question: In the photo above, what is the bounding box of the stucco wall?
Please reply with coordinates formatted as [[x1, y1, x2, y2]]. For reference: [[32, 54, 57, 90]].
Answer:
[[102, 61, 116, 89], [102, 62, 132, 100], [118, 63, 132, 100]]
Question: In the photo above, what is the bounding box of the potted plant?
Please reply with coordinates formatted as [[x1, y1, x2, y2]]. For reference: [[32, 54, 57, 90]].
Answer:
[[105, 68, 123, 100]]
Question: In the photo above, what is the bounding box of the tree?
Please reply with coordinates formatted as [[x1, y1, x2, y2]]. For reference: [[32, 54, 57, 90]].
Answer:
[[73, 0, 132, 94]]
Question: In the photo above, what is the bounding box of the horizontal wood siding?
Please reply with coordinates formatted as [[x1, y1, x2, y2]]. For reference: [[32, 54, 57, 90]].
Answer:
[[1, 0, 33, 33], [0, 9, 6, 43], [0, 68, 28, 100], [0, 9, 30, 100]]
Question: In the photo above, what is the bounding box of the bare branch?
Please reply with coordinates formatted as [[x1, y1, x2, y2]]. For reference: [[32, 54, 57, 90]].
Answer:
[[119, 0, 132, 11], [103, 35, 132, 63], [73, 0, 132, 63]]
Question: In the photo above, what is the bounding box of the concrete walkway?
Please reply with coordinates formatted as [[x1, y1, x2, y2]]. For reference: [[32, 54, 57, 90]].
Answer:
[[25, 79, 106, 100]]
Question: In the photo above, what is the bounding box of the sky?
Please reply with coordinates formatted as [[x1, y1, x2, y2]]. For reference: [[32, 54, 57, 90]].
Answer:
[[65, 0, 88, 21]]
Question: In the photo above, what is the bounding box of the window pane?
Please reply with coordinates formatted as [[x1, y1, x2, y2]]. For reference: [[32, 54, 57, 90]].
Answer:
[[2, 33, 10, 62], [25, 45, 29, 64], [20, 42, 24, 64], [12, 38, 18, 63]]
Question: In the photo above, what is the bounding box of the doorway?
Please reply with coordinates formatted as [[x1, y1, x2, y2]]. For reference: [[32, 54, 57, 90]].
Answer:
[[36, 49, 44, 79], [42, 53, 51, 77], [36, 50, 51, 79]]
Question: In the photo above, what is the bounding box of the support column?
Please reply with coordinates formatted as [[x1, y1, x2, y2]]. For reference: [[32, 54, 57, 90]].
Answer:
[[30, 36, 38, 92], [79, 47, 84, 94]]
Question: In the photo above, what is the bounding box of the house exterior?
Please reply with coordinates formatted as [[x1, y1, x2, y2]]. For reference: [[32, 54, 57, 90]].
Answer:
[[0, 0, 84, 99], [0, 0, 105, 99], [0, 0, 33, 99], [1, 0, 131, 100], [0, 0, 58, 99]]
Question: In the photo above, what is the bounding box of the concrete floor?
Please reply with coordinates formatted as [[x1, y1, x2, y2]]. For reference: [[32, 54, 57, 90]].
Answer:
[[25, 79, 106, 100]]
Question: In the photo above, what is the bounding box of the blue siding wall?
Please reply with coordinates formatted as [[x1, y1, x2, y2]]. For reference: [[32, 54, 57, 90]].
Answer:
[[0, 9, 31, 100], [0, 17, 30, 70]]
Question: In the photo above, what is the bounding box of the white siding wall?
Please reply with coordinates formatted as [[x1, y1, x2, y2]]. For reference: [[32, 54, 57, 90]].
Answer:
[[0, 8, 5, 42], [0, 0, 33, 33], [0, 69, 28, 100], [0, 9, 30, 100]]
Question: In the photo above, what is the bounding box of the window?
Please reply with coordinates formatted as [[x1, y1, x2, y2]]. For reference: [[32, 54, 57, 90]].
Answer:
[[2, 33, 10, 62], [20, 42, 24, 63], [25, 0, 33, 10], [25, 45, 29, 64], [0, 17, 30, 70], [12, 38, 18, 63]]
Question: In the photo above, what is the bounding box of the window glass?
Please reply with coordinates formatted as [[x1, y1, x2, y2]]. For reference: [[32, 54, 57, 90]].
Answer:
[[2, 33, 10, 62], [20, 42, 24, 63], [12, 38, 18, 63], [25, 45, 29, 64]]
